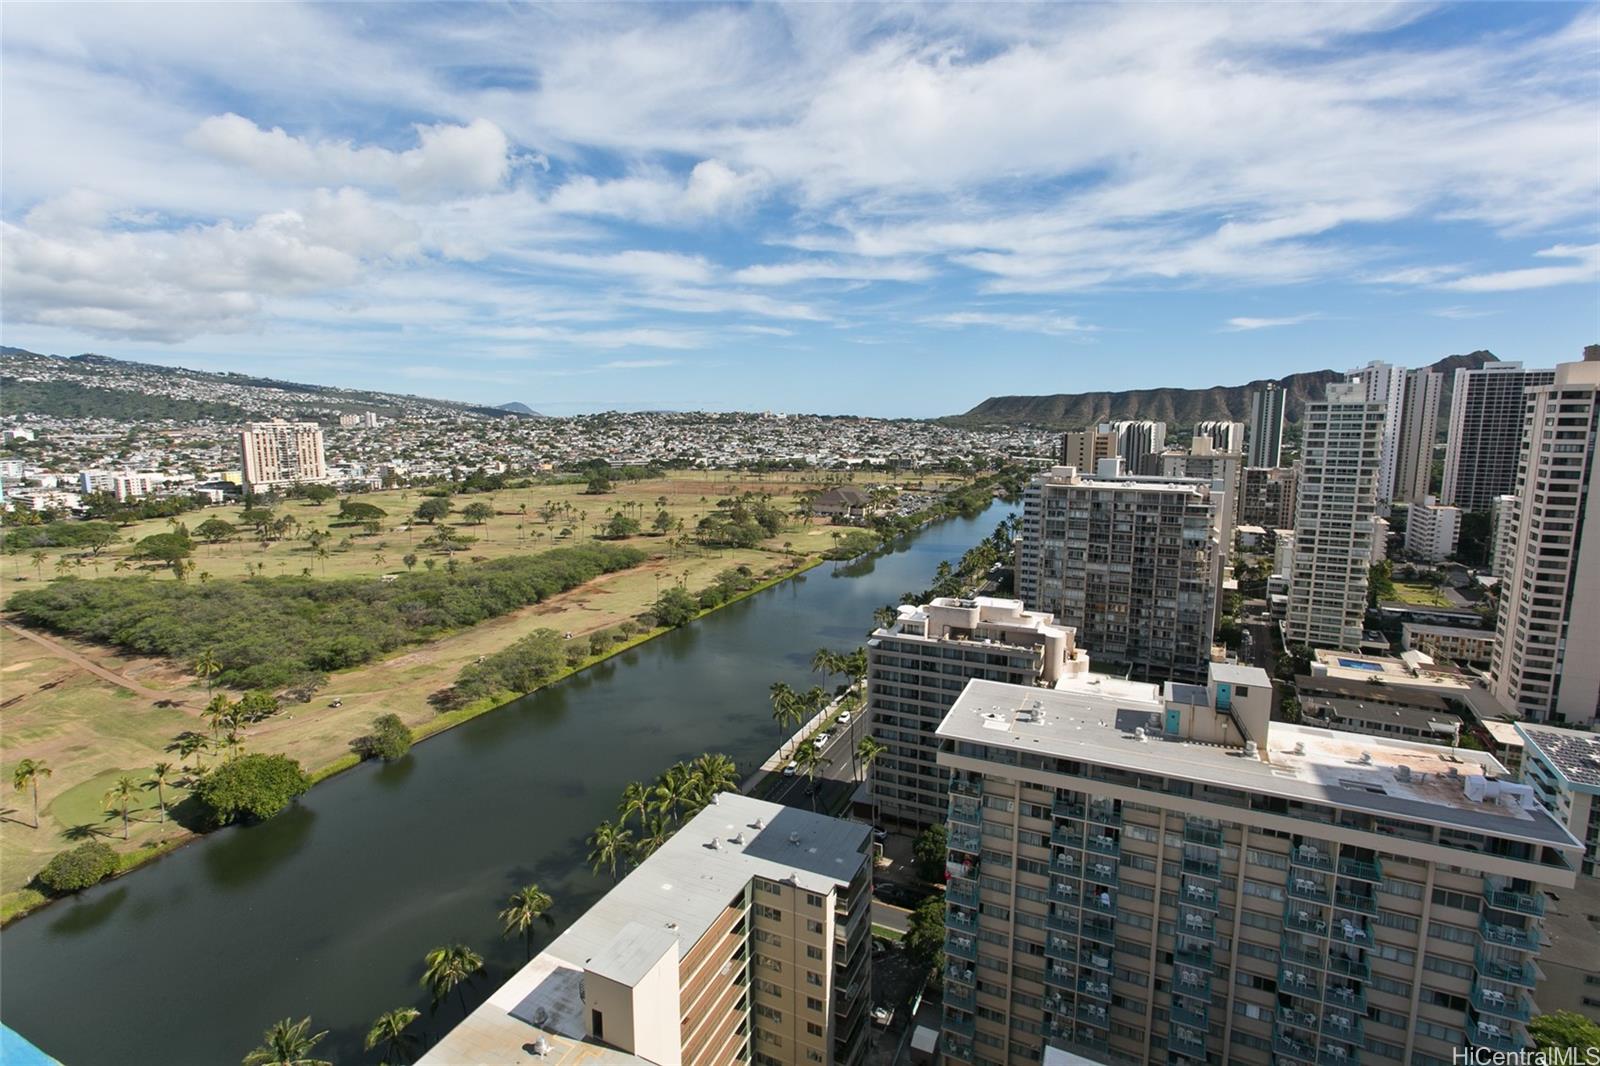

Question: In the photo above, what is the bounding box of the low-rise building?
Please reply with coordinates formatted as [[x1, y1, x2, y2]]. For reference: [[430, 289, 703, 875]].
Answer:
[[810, 486, 874, 522], [421, 793, 872, 1066], [1402, 623, 1495, 668], [1301, 695, 1461, 744]]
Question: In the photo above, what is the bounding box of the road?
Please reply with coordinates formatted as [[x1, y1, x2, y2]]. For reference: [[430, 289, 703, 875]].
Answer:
[[763, 699, 873, 810], [872, 901, 911, 935], [3, 622, 179, 703]]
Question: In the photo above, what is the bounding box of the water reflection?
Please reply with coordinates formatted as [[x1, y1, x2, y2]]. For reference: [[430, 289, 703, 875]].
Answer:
[[46, 886, 129, 936], [200, 803, 316, 890]]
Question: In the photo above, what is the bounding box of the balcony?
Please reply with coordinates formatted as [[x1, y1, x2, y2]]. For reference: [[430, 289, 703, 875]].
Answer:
[[950, 776, 983, 798], [1479, 917, 1540, 951], [1285, 909, 1329, 937], [1277, 1007, 1320, 1032], [1324, 984, 1365, 1013], [941, 1034, 974, 1062], [1291, 843, 1334, 873], [1051, 825, 1080, 849], [947, 860, 978, 886], [944, 984, 976, 1012], [1321, 1011, 1363, 1045], [1081, 949, 1114, 975], [1472, 986, 1532, 1023], [1046, 910, 1078, 935], [1182, 855, 1220, 880], [1336, 855, 1383, 883], [1180, 878, 1218, 911], [1084, 856, 1119, 882], [1078, 977, 1111, 1002], [1273, 1034, 1318, 1063], [946, 909, 978, 934], [1081, 917, 1116, 945], [1177, 909, 1215, 942], [1046, 936, 1077, 962], [1087, 802, 1121, 827], [1317, 1043, 1361, 1066], [946, 962, 975, 986], [1169, 1000, 1207, 1030], [1277, 964, 1321, 1000], [1044, 963, 1074, 989], [1075, 1002, 1110, 1029], [1469, 1021, 1530, 1054], [1333, 916, 1371, 946], [949, 828, 982, 855], [949, 799, 982, 827], [1287, 875, 1330, 904], [1183, 822, 1223, 849], [1086, 834, 1121, 857], [1053, 796, 1085, 820], [1175, 943, 1214, 971], [1169, 1026, 1208, 1060], [1278, 936, 1323, 969], [943, 1011, 976, 1039], [1483, 881, 1546, 918], [1326, 952, 1369, 981], [946, 880, 978, 908], [945, 934, 977, 961], [1475, 948, 1539, 989], [1333, 888, 1377, 916]]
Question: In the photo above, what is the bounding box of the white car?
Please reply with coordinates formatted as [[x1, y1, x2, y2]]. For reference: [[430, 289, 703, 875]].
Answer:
[[837, 711, 852, 725], [813, 732, 831, 749], [783, 761, 798, 776]]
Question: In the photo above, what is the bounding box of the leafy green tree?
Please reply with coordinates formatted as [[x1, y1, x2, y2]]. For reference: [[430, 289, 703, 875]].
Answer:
[[652, 510, 673, 534], [103, 775, 139, 840], [295, 484, 339, 506], [913, 824, 949, 883], [11, 757, 52, 829], [196, 518, 238, 545], [402, 553, 418, 571], [131, 531, 193, 564], [413, 498, 452, 524], [38, 841, 119, 893], [421, 944, 485, 1016], [689, 752, 739, 799], [363, 1008, 421, 1065], [587, 819, 632, 879], [193, 753, 309, 827], [499, 883, 555, 959], [584, 474, 612, 494], [359, 714, 414, 761], [904, 896, 947, 976], [653, 586, 698, 627], [337, 500, 388, 523], [460, 501, 495, 525], [241, 1016, 331, 1066], [1529, 1011, 1600, 1053]]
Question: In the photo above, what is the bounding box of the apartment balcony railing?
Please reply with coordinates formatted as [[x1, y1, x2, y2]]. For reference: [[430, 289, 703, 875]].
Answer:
[[1321, 1011, 1363, 1045], [1273, 1034, 1318, 1063], [1324, 984, 1365, 1013], [1291, 844, 1334, 873], [1181, 855, 1220, 880], [1053, 795, 1085, 819], [1044, 964, 1073, 990], [1084, 856, 1119, 882], [1175, 943, 1214, 971], [1278, 936, 1323, 969], [1169, 1000, 1207, 1030], [1285, 910, 1329, 937], [946, 880, 979, 908], [950, 776, 983, 798], [1277, 1008, 1320, 1032], [1183, 823, 1223, 849], [1468, 1021, 1530, 1054], [946, 909, 978, 934], [1169, 1026, 1208, 1060], [1277, 964, 1321, 1001], [1287, 875, 1331, 904], [941, 1034, 974, 1062], [1317, 1043, 1361, 1066], [1333, 889, 1377, 916], [942, 1012, 976, 1039], [1051, 826, 1080, 849], [1075, 1002, 1110, 1029], [1081, 917, 1116, 945], [1046, 910, 1077, 936], [949, 829, 981, 855], [948, 799, 982, 827], [1336, 856, 1383, 884], [1087, 803, 1121, 827], [1479, 917, 1540, 951], [1483, 882, 1546, 918], [1471, 986, 1533, 1023], [945, 934, 977, 961], [1179, 878, 1218, 911], [946, 963, 975, 986], [1474, 948, 1539, 989], [1046, 936, 1077, 962], [1078, 978, 1111, 1002], [1326, 952, 1370, 981], [1081, 949, 1114, 975], [944, 984, 976, 1012], [1333, 916, 1372, 946], [1177, 908, 1216, 942], [1086, 834, 1121, 857]]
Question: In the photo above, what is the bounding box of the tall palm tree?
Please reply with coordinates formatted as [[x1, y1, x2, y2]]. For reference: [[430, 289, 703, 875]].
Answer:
[[616, 780, 651, 829], [167, 731, 209, 771], [104, 775, 138, 839], [499, 883, 555, 959], [194, 648, 221, 693], [651, 763, 694, 823], [241, 1016, 331, 1066], [811, 648, 843, 681], [769, 682, 800, 757], [793, 743, 831, 812], [145, 762, 176, 823], [855, 737, 886, 786], [203, 694, 233, 741], [421, 944, 485, 1016], [636, 814, 671, 860], [587, 820, 633, 879], [11, 757, 52, 829], [363, 1007, 421, 1066], [689, 753, 739, 801], [29, 550, 47, 578]]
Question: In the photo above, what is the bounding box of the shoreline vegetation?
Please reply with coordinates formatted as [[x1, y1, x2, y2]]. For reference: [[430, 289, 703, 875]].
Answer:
[[2, 470, 1016, 925]]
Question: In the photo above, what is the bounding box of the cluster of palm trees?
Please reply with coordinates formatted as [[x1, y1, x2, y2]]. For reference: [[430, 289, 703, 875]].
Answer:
[[587, 752, 741, 879]]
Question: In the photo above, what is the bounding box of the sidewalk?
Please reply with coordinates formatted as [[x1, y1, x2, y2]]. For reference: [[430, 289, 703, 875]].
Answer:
[[741, 682, 862, 788]]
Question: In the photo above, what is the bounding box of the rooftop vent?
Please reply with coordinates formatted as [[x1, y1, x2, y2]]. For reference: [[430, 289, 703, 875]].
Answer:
[[1293, 741, 1306, 756], [533, 1037, 552, 1057], [752, 818, 765, 830], [1134, 726, 1147, 742], [789, 831, 802, 846], [731, 832, 745, 846], [1244, 740, 1259, 758], [709, 837, 722, 851], [1396, 765, 1412, 783], [1358, 752, 1374, 765], [665, 921, 679, 930]]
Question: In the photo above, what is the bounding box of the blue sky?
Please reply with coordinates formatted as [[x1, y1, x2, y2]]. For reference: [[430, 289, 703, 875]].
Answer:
[[2, 2, 1596, 417]]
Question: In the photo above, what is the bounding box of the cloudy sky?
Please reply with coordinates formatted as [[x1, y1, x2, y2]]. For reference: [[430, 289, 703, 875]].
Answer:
[[2, 3, 1596, 416]]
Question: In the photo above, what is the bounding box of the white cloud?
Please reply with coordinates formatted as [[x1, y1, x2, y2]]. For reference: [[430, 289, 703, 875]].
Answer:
[[925, 311, 1097, 336], [1430, 306, 1497, 320], [507, 249, 717, 285], [1437, 244, 1600, 293], [1220, 313, 1321, 332], [734, 257, 931, 285], [547, 160, 767, 224], [599, 358, 679, 369], [187, 114, 512, 199]]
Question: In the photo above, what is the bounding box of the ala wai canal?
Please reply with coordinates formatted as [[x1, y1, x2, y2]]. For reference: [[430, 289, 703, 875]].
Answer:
[[0, 500, 1010, 1066]]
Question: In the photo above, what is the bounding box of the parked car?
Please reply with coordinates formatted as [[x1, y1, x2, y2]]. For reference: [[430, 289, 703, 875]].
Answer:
[[837, 711, 852, 725], [813, 732, 831, 749], [783, 761, 798, 776]]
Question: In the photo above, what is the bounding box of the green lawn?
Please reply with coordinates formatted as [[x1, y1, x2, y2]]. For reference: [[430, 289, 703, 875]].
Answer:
[[1390, 582, 1451, 607]]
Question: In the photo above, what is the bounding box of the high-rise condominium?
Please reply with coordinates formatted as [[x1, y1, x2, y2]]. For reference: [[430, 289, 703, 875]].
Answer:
[[1193, 420, 1245, 454], [1345, 361, 1408, 504], [1490, 353, 1600, 726], [1403, 496, 1460, 562], [867, 596, 1089, 829], [934, 670, 1581, 1066], [1394, 368, 1442, 505], [239, 418, 327, 491], [1287, 380, 1385, 651], [1489, 493, 1519, 579], [421, 794, 872, 1066], [1019, 465, 1227, 683], [1059, 427, 1118, 472], [1238, 465, 1298, 530], [1246, 383, 1286, 468], [1106, 420, 1169, 473], [1443, 362, 1557, 512], [1160, 439, 1243, 514]]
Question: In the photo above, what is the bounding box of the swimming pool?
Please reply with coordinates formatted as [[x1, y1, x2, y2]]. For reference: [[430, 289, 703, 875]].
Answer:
[[1337, 658, 1382, 671]]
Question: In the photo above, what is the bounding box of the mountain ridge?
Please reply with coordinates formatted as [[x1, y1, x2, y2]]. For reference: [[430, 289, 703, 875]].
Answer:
[[943, 351, 1500, 429]]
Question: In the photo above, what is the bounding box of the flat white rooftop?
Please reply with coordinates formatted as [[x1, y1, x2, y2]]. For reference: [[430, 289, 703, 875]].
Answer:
[[936, 680, 1581, 851], [422, 793, 868, 1064]]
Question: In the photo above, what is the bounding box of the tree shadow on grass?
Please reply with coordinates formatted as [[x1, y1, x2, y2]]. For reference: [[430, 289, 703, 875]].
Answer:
[[62, 822, 110, 841]]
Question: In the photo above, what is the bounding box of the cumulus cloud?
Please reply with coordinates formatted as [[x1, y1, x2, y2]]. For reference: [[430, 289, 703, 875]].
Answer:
[[546, 160, 767, 224], [188, 113, 512, 199]]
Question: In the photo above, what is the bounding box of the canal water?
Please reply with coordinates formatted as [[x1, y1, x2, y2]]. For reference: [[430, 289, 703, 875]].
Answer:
[[0, 500, 1010, 1066]]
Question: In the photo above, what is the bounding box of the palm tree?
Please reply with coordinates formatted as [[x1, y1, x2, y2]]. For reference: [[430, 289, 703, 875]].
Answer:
[[11, 757, 52, 829], [103, 775, 138, 839], [769, 682, 800, 757], [651, 763, 693, 824], [242, 1016, 331, 1066], [363, 1007, 421, 1066], [587, 819, 633, 879], [636, 813, 671, 860], [499, 883, 555, 959], [168, 731, 209, 771], [793, 743, 831, 812], [194, 649, 221, 693], [29, 550, 47, 578], [616, 780, 651, 829], [689, 753, 739, 802], [421, 944, 485, 1016], [855, 736, 886, 785], [811, 648, 843, 681], [145, 762, 175, 823], [204, 694, 233, 741]]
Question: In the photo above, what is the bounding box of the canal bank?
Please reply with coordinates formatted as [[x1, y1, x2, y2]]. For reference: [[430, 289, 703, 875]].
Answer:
[[0, 500, 1013, 1066]]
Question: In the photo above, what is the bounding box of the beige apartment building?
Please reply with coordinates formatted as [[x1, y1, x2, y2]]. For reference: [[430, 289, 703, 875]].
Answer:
[[1401, 623, 1495, 669], [1238, 466, 1297, 531], [422, 794, 871, 1066], [239, 418, 327, 491], [867, 597, 1088, 830], [1059, 429, 1117, 474], [1018, 465, 1228, 683], [933, 666, 1582, 1066], [1490, 353, 1600, 726], [1403, 496, 1460, 562]]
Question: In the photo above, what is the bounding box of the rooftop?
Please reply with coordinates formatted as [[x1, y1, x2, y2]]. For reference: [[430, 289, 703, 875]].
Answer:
[[1303, 695, 1461, 734], [1517, 725, 1600, 794], [936, 680, 1582, 853], [421, 794, 867, 1064]]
